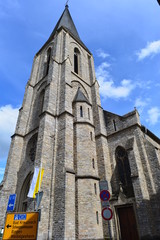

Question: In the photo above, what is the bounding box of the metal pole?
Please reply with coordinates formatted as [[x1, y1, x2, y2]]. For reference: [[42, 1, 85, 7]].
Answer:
[[36, 163, 42, 211], [108, 221, 112, 240]]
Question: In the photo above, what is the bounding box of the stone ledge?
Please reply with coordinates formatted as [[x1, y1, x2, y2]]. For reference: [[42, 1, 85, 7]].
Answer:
[[66, 168, 75, 174], [74, 121, 95, 128], [76, 175, 100, 180], [11, 133, 24, 138]]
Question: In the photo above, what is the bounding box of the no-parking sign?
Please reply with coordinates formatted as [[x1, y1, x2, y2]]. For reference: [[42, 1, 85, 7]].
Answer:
[[100, 190, 113, 221], [100, 190, 110, 201]]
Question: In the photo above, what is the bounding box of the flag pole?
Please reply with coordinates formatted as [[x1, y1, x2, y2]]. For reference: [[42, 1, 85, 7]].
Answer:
[[36, 162, 42, 211]]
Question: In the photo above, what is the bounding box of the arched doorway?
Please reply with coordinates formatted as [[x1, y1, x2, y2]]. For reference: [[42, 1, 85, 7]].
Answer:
[[18, 172, 34, 212]]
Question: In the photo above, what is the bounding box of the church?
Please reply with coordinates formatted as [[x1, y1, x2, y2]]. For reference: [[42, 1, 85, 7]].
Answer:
[[0, 5, 160, 240]]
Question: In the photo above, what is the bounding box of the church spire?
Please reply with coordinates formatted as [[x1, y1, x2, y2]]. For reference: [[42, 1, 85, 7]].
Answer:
[[37, 5, 91, 55], [49, 4, 80, 41]]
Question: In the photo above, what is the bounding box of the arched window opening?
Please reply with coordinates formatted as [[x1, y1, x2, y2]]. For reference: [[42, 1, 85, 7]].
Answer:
[[74, 48, 80, 74], [115, 146, 134, 198], [46, 48, 51, 75], [80, 106, 83, 117], [26, 133, 38, 162]]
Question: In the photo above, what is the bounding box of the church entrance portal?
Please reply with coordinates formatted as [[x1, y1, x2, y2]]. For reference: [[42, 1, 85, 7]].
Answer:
[[18, 172, 33, 212], [117, 205, 139, 240]]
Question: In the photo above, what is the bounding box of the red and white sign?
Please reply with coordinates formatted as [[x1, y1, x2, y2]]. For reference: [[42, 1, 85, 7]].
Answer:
[[102, 207, 113, 221]]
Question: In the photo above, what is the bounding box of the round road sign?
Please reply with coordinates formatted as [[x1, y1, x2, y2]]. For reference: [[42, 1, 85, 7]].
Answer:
[[100, 190, 110, 201], [102, 207, 113, 221]]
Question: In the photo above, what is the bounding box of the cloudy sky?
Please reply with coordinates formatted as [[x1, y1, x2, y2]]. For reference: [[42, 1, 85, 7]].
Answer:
[[0, 0, 160, 182]]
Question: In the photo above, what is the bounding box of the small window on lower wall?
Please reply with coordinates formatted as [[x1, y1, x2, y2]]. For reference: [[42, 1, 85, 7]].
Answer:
[[88, 108, 90, 120], [113, 119, 117, 131], [80, 106, 83, 117], [96, 211, 99, 224], [90, 132, 93, 141], [92, 159, 95, 169], [94, 183, 97, 195]]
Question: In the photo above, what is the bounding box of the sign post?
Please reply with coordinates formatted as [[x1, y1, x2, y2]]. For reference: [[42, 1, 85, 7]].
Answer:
[[100, 189, 112, 240], [3, 212, 39, 240], [7, 194, 16, 212]]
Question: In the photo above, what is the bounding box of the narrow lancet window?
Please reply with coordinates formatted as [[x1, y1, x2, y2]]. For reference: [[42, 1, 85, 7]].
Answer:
[[113, 119, 117, 131], [92, 159, 95, 169], [74, 48, 80, 74], [46, 48, 51, 75], [80, 106, 83, 117], [94, 183, 97, 195], [90, 132, 93, 141], [96, 211, 99, 224], [88, 108, 90, 120]]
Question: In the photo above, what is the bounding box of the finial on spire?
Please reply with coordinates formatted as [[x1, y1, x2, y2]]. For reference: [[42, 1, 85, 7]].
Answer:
[[65, 0, 69, 8]]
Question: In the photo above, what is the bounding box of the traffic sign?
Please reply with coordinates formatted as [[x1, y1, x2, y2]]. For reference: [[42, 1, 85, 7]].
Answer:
[[99, 180, 108, 192], [3, 212, 39, 240], [7, 194, 16, 212], [102, 207, 113, 221], [100, 190, 110, 201]]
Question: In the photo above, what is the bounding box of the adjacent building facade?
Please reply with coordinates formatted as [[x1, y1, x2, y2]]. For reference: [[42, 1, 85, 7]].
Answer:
[[0, 5, 160, 240]]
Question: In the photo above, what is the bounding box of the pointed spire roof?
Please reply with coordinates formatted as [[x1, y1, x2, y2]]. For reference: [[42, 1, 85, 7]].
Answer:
[[36, 5, 91, 55], [73, 88, 90, 104], [49, 4, 80, 40]]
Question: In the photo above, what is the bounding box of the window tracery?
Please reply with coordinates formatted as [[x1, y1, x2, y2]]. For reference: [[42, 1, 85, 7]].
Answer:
[[115, 146, 134, 198]]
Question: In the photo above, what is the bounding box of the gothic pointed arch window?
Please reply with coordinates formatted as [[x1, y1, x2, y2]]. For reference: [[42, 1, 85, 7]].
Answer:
[[26, 133, 38, 162], [74, 47, 80, 74], [46, 47, 51, 75], [115, 146, 134, 198]]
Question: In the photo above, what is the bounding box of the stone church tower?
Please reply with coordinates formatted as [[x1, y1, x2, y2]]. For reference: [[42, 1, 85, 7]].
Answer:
[[0, 5, 160, 240]]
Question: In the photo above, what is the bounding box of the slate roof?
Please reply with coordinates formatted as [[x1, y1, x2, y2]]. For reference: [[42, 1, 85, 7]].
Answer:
[[73, 88, 90, 104], [36, 5, 91, 55], [49, 4, 80, 41]]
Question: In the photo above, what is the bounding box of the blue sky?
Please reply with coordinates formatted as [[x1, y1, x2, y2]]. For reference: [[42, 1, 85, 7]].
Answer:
[[0, 0, 160, 182]]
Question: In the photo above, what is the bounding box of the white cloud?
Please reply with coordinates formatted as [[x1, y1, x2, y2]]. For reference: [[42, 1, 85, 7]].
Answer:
[[137, 40, 160, 61], [0, 105, 19, 159], [147, 107, 160, 125], [134, 97, 150, 114], [135, 98, 147, 108], [96, 62, 135, 99], [96, 49, 110, 59]]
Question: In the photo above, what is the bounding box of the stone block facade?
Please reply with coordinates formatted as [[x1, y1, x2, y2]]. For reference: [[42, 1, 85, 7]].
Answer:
[[0, 5, 160, 240]]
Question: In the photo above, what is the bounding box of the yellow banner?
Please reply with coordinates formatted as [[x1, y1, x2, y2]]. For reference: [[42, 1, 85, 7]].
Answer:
[[33, 168, 44, 198]]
